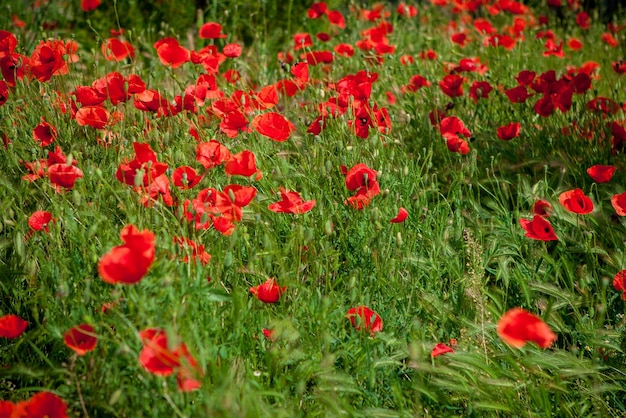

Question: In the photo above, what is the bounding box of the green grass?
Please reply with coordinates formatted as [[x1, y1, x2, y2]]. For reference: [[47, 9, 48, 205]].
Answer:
[[1, 0, 625, 416]]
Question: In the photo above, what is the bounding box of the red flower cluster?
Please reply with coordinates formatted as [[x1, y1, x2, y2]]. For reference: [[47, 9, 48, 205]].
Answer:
[[613, 270, 626, 300], [182, 185, 257, 235], [21, 146, 83, 191]]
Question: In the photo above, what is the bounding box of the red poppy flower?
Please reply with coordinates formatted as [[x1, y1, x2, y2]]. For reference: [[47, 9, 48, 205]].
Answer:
[[611, 192, 626, 216], [334, 43, 354, 57], [28, 210, 54, 233], [293, 33, 314, 50], [0, 400, 14, 417], [497, 122, 521, 140], [252, 112, 295, 141], [154, 37, 190, 68], [33, 117, 57, 146], [101, 38, 134, 61], [262, 328, 276, 340], [12, 392, 67, 418], [268, 188, 316, 214], [497, 307, 557, 349], [559, 188, 593, 214], [29, 40, 69, 82], [307, 2, 328, 18], [199, 22, 227, 39], [567, 37, 583, 51], [327, 10, 345, 28], [196, 140, 231, 169], [98, 224, 156, 285], [613, 270, 626, 300], [75, 105, 109, 129], [469, 81, 492, 102], [601, 33, 619, 47], [174, 343, 203, 392], [219, 109, 250, 138], [440, 116, 471, 155], [224, 150, 259, 177], [346, 306, 383, 336], [345, 163, 377, 190], [223, 43, 242, 58], [519, 215, 558, 241], [390, 207, 408, 223], [397, 2, 418, 17], [63, 324, 97, 356], [48, 163, 83, 190], [138, 328, 180, 376], [532, 199, 553, 217], [0, 314, 28, 338], [505, 85, 532, 103], [250, 278, 286, 303], [81, 0, 101, 11], [438, 74, 464, 98], [172, 166, 202, 189], [586, 165, 615, 183], [431, 343, 454, 357], [403, 74, 430, 92]]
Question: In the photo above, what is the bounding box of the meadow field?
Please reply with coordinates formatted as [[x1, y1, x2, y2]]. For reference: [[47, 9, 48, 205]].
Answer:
[[0, 0, 625, 416]]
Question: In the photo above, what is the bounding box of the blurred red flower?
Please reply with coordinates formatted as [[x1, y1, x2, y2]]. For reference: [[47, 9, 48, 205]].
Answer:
[[154, 37, 190, 68], [250, 278, 286, 303], [559, 188, 593, 214], [252, 112, 296, 141], [497, 308, 556, 349], [431, 342, 454, 357], [519, 215, 558, 241], [611, 192, 626, 216], [497, 122, 521, 140], [199, 22, 227, 39], [98, 224, 156, 285], [346, 306, 383, 336], [613, 270, 626, 300], [390, 207, 408, 223], [63, 324, 97, 356], [139, 328, 181, 376], [586, 165, 615, 183], [101, 38, 134, 61], [0, 80, 8, 107], [0, 314, 28, 338], [81, 0, 101, 12], [12, 392, 67, 418], [268, 188, 316, 214]]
